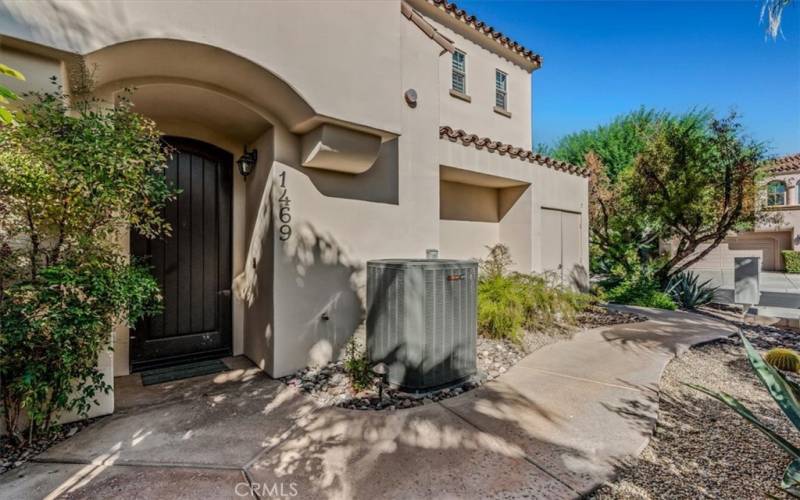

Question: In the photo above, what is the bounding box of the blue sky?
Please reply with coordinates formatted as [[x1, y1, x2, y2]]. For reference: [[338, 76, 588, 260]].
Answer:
[[458, 0, 800, 156]]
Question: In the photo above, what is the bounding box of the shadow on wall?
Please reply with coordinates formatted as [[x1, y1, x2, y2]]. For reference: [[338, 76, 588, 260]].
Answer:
[[1, 1, 152, 54], [282, 221, 366, 367], [569, 264, 590, 293], [299, 139, 399, 205]]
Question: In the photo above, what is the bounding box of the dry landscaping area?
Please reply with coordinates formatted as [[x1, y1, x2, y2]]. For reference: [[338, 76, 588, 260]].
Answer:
[[281, 305, 646, 411], [592, 309, 800, 499]]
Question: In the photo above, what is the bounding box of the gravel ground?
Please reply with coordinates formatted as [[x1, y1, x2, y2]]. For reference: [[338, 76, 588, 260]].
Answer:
[[1, 417, 100, 475], [282, 305, 647, 411], [590, 323, 799, 499]]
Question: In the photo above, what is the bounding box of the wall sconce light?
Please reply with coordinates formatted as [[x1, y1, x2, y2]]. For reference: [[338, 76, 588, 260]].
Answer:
[[237, 146, 258, 179]]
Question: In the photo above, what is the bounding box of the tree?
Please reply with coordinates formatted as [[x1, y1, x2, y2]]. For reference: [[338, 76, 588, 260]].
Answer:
[[548, 108, 709, 182], [762, 0, 793, 39], [0, 80, 176, 442], [0, 63, 25, 124], [588, 112, 766, 286]]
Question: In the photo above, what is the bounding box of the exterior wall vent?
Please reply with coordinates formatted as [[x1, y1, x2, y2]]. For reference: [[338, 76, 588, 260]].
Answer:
[[366, 259, 478, 391]]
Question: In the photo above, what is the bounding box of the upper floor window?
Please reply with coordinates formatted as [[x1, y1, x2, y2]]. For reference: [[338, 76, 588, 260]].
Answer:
[[495, 70, 507, 110], [767, 181, 787, 206], [452, 50, 466, 94]]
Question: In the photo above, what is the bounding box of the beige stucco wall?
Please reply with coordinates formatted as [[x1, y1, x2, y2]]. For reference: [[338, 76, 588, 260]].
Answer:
[[266, 16, 443, 376], [0, 0, 403, 135], [440, 220, 499, 261], [757, 171, 800, 250], [438, 139, 589, 276], [0, 45, 64, 96], [681, 170, 800, 272], [423, 9, 533, 148], [0, 0, 590, 427]]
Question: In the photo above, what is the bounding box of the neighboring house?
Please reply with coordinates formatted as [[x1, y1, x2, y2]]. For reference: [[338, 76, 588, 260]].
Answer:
[[0, 0, 588, 421], [680, 153, 800, 272]]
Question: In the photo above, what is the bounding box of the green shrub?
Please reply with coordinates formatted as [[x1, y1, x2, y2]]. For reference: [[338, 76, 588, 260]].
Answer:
[[477, 275, 527, 343], [343, 337, 373, 392], [783, 250, 800, 274], [0, 78, 176, 443], [765, 348, 800, 373], [0, 257, 162, 434], [604, 272, 677, 310], [666, 271, 718, 309], [479, 243, 514, 280], [477, 245, 593, 343], [477, 272, 593, 344]]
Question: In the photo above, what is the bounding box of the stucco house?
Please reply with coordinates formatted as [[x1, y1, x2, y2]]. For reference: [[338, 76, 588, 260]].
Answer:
[[0, 0, 588, 421], [679, 153, 800, 272]]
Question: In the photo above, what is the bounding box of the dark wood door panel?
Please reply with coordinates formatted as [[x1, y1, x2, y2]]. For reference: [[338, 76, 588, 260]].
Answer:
[[130, 137, 233, 371]]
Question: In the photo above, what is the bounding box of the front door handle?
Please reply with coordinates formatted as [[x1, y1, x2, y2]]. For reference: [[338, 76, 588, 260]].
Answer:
[[218, 289, 231, 297]]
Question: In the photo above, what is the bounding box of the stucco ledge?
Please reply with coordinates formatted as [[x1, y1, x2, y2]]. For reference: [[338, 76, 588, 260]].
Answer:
[[301, 124, 383, 174]]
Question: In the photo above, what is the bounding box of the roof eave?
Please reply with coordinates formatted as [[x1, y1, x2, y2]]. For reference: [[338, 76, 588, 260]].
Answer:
[[408, 0, 542, 72]]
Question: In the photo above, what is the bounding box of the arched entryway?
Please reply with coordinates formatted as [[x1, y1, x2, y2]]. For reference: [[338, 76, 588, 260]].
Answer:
[[84, 38, 290, 376], [130, 137, 233, 371]]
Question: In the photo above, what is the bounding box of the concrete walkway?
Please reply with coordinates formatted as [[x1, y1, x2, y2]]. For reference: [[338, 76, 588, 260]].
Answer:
[[0, 308, 736, 500]]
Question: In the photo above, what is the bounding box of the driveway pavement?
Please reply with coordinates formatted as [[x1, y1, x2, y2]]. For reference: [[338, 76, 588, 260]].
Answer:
[[694, 270, 800, 318], [0, 308, 736, 500]]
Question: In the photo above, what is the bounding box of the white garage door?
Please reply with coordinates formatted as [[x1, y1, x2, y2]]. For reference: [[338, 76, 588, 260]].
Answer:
[[541, 208, 583, 284], [681, 231, 792, 272], [727, 232, 792, 271]]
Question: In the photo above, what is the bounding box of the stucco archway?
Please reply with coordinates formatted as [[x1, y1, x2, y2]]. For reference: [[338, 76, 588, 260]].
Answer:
[[84, 39, 305, 376], [87, 38, 314, 134]]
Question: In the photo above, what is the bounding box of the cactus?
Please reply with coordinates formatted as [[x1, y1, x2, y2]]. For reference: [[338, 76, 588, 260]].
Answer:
[[765, 348, 800, 373]]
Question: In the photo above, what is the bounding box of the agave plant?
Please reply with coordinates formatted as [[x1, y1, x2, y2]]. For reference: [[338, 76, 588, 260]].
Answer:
[[665, 271, 718, 309], [688, 332, 800, 496]]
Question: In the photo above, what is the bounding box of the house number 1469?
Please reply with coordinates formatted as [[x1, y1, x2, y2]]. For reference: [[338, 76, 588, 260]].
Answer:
[[278, 171, 292, 241]]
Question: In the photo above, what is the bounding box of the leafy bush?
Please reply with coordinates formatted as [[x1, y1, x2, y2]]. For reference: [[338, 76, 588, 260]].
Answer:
[[765, 348, 800, 373], [690, 333, 800, 496], [0, 78, 176, 442], [1, 257, 161, 434], [477, 245, 592, 343], [479, 243, 514, 280], [783, 250, 800, 274], [604, 270, 677, 310], [665, 271, 718, 309], [343, 337, 373, 392], [478, 275, 527, 344]]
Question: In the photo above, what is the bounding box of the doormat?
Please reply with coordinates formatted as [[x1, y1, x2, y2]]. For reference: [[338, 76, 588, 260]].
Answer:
[[140, 359, 229, 386]]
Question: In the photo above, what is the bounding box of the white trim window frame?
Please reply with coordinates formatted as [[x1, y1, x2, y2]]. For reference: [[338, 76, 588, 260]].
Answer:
[[767, 181, 787, 206], [452, 49, 467, 94], [495, 69, 508, 110]]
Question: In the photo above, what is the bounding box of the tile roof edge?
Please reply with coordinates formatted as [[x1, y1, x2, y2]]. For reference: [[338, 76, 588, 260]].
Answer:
[[420, 0, 542, 70], [766, 153, 800, 174], [439, 126, 589, 178]]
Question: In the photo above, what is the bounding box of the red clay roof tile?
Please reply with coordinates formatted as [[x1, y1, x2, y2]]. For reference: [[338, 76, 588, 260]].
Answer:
[[767, 153, 800, 174], [439, 126, 588, 177], [426, 0, 542, 68]]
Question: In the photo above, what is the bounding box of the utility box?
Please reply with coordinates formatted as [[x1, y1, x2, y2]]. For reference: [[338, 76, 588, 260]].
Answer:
[[734, 256, 760, 305], [366, 259, 478, 391]]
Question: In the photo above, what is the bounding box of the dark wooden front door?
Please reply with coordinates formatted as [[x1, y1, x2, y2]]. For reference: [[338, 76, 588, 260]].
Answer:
[[130, 137, 233, 372]]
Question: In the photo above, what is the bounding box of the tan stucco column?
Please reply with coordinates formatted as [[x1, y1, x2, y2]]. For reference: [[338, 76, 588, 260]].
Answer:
[[788, 179, 797, 206]]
